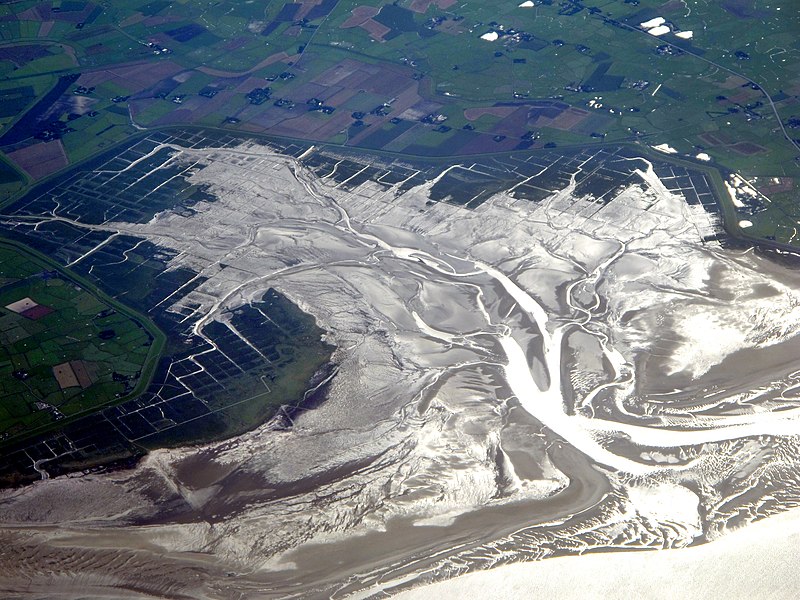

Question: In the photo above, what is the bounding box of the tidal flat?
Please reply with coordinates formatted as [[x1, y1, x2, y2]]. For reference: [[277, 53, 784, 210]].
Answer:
[[1, 134, 800, 598]]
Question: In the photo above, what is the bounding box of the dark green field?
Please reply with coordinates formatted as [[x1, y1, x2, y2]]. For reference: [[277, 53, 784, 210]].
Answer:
[[0, 243, 158, 442]]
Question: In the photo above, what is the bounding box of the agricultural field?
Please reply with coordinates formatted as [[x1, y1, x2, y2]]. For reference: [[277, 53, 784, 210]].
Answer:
[[0, 242, 158, 443], [0, 0, 796, 244]]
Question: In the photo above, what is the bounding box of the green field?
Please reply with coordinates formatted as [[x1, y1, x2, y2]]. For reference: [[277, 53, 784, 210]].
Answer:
[[0, 243, 159, 442]]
